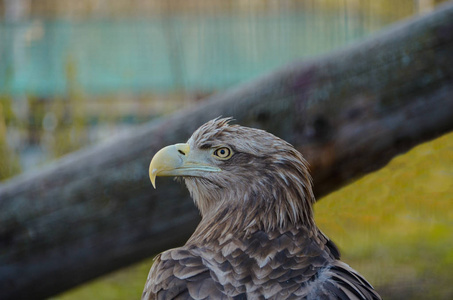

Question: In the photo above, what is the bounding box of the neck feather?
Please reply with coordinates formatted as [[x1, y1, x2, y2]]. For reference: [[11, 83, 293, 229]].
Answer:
[[187, 174, 316, 244]]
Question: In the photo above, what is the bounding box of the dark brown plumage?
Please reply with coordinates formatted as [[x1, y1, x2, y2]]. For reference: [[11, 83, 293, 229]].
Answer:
[[144, 118, 381, 300]]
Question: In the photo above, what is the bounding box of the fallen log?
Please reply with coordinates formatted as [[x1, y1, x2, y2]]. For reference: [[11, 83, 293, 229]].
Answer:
[[1, 2, 453, 299]]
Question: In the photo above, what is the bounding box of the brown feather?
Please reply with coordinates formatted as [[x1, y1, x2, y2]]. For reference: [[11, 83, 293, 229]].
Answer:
[[143, 118, 381, 300]]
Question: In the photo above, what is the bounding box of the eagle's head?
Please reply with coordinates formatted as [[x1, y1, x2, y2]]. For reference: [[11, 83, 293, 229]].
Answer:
[[149, 118, 316, 239]]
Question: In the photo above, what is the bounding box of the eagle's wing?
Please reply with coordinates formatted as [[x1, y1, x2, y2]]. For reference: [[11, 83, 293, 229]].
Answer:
[[312, 233, 381, 300], [303, 262, 381, 300], [197, 230, 381, 300], [142, 249, 227, 300], [143, 231, 381, 300]]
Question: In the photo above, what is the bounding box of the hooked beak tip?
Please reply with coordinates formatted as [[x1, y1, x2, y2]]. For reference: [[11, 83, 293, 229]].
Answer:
[[150, 169, 158, 189]]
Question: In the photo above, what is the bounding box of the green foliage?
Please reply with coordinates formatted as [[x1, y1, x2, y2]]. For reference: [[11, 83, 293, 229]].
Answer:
[[54, 257, 155, 300], [49, 55, 88, 157], [0, 97, 21, 180]]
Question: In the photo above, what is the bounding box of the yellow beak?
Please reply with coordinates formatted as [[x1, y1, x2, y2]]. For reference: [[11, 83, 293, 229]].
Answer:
[[149, 143, 221, 188]]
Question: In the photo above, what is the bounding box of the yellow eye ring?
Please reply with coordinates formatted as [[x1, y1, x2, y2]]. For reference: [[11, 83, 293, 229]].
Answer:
[[213, 147, 232, 159]]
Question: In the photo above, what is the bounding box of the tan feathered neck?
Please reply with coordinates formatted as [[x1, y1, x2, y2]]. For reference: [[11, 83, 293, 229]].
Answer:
[[183, 118, 316, 243]]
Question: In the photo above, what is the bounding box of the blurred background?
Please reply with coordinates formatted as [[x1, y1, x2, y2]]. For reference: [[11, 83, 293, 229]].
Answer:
[[0, 0, 448, 179], [0, 0, 452, 299]]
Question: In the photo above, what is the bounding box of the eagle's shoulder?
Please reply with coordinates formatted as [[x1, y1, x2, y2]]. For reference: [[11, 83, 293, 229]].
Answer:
[[143, 229, 380, 300], [142, 247, 227, 300], [197, 227, 337, 299]]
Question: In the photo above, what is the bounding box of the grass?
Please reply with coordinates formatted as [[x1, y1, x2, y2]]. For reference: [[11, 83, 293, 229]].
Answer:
[[55, 131, 453, 299], [52, 257, 155, 300]]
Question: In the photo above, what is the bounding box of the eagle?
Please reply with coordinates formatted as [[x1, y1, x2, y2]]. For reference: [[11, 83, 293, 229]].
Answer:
[[143, 118, 381, 300]]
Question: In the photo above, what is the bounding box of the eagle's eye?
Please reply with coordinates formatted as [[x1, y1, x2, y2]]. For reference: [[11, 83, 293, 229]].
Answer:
[[213, 147, 232, 160]]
